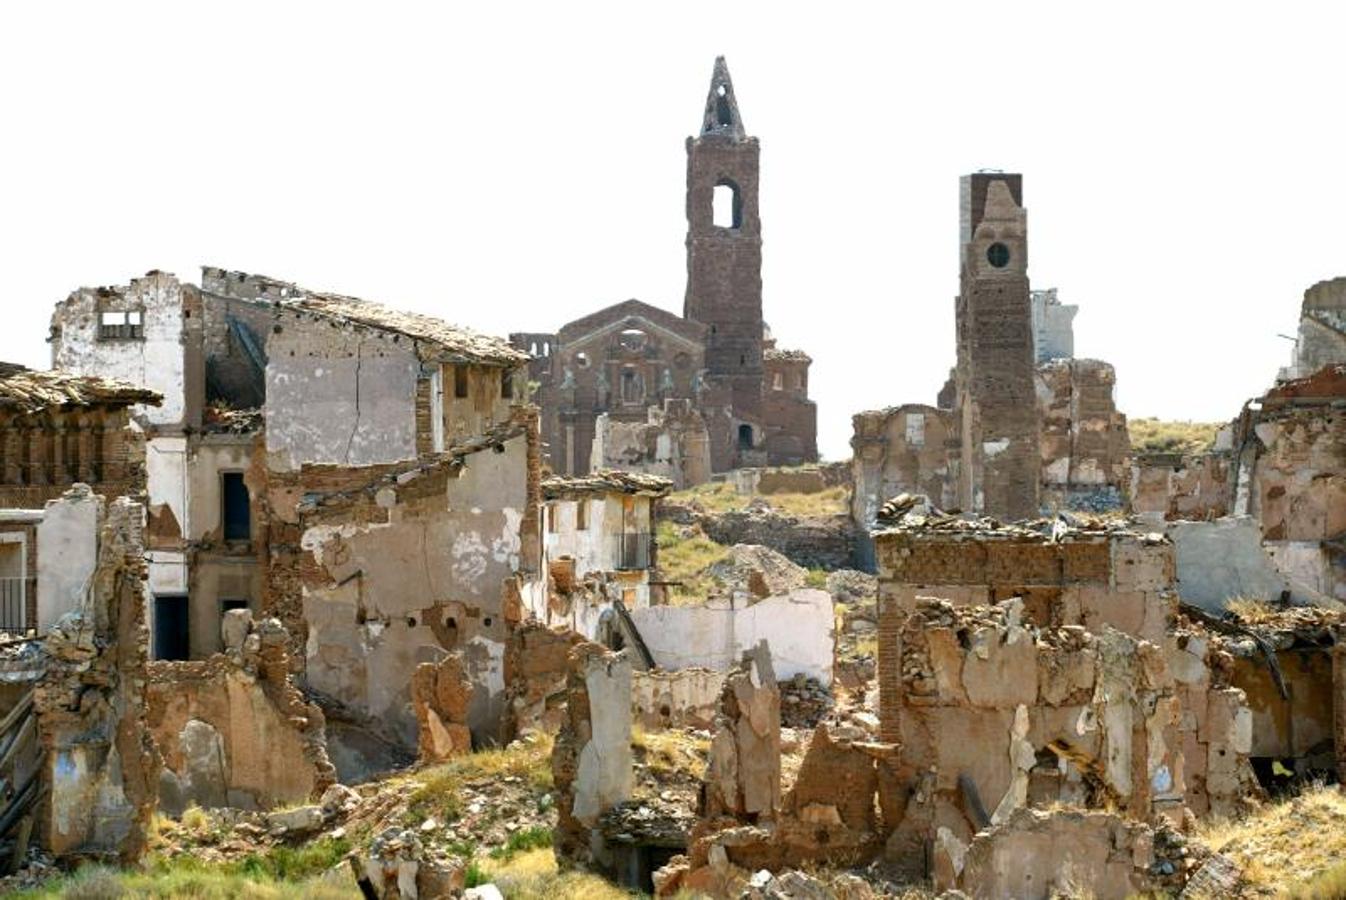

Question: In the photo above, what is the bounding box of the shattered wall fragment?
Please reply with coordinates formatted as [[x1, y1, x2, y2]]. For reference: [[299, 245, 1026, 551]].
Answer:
[[147, 611, 335, 815], [33, 497, 160, 862], [552, 642, 633, 869]]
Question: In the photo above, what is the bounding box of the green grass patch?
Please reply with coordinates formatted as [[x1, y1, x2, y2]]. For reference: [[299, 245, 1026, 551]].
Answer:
[[490, 826, 553, 861]]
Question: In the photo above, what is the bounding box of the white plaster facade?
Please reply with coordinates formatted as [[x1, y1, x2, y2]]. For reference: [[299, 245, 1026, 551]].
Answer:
[[629, 588, 834, 684]]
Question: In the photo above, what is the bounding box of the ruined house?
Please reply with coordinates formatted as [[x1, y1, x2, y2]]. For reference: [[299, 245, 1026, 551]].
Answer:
[[869, 505, 1259, 877], [536, 470, 671, 639], [50, 266, 541, 759], [0, 366, 159, 634], [514, 57, 817, 482]]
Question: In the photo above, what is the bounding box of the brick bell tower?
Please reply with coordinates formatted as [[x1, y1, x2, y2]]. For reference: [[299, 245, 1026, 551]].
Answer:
[[684, 56, 765, 470], [954, 172, 1041, 520]]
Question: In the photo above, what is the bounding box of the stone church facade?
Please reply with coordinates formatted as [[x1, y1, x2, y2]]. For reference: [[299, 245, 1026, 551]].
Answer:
[[512, 58, 817, 481]]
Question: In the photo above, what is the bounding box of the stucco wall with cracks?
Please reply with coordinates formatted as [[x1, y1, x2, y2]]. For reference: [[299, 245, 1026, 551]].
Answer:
[[265, 312, 420, 471]]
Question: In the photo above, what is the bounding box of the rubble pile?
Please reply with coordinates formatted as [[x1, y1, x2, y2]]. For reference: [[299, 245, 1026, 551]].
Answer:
[[778, 673, 833, 728]]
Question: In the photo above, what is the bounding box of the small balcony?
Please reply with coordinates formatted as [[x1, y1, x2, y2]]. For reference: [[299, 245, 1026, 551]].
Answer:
[[611, 532, 654, 571], [0, 577, 25, 635]]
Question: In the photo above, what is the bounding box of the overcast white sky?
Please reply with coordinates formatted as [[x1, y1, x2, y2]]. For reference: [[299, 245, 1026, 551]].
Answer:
[[1, 2, 1340, 460]]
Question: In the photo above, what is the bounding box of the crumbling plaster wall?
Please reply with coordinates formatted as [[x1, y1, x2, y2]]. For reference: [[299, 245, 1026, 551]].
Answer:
[[552, 643, 633, 868], [297, 431, 531, 747], [147, 615, 334, 815], [35, 487, 99, 630], [882, 598, 1253, 864], [35, 497, 160, 862], [631, 667, 725, 731], [1168, 517, 1311, 610], [543, 493, 653, 579], [590, 401, 712, 489], [629, 589, 834, 684], [49, 271, 190, 427], [265, 311, 420, 471]]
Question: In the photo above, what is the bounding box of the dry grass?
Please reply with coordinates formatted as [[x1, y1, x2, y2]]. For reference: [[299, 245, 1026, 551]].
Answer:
[[1195, 783, 1346, 895], [402, 732, 554, 825], [669, 481, 849, 518], [1226, 596, 1281, 624], [631, 726, 710, 778], [477, 848, 632, 900], [1129, 417, 1223, 455]]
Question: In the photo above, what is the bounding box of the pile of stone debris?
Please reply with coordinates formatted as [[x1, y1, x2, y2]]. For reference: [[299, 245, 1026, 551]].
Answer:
[[779, 673, 834, 729], [875, 492, 1152, 542]]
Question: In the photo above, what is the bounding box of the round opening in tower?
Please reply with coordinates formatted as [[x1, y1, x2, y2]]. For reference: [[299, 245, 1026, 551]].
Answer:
[[986, 242, 1011, 268]]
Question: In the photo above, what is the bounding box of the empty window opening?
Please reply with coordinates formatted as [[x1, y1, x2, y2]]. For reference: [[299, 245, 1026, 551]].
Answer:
[[221, 598, 249, 615], [620, 368, 644, 404], [576, 499, 590, 531], [713, 180, 741, 228], [772, 372, 783, 391], [986, 242, 1011, 268], [738, 424, 753, 449], [222, 472, 251, 541], [454, 365, 470, 398], [501, 371, 513, 399], [154, 594, 190, 661], [905, 413, 926, 448], [98, 309, 144, 340], [716, 86, 733, 127], [740, 354, 746, 367]]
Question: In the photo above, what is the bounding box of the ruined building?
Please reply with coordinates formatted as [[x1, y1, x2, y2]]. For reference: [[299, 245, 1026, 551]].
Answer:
[[49, 266, 541, 764], [851, 173, 1130, 552], [514, 57, 817, 483], [0, 366, 160, 634]]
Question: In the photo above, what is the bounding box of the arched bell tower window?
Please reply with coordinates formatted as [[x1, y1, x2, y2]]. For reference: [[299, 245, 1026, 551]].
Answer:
[[713, 179, 741, 229]]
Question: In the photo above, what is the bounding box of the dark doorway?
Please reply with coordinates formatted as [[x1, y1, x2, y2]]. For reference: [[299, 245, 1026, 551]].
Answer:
[[222, 472, 251, 541], [738, 424, 753, 449], [221, 598, 250, 615], [154, 594, 190, 661]]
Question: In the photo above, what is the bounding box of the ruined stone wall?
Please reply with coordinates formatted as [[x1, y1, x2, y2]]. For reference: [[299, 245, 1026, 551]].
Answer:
[[697, 507, 858, 571], [1130, 451, 1232, 522], [503, 621, 581, 741], [631, 667, 725, 731], [1036, 359, 1129, 512], [1029, 288, 1077, 363], [265, 308, 422, 471], [552, 643, 633, 868], [761, 352, 816, 467], [34, 497, 159, 862], [850, 405, 957, 534], [939, 808, 1170, 900], [882, 598, 1252, 862], [146, 614, 334, 814], [874, 529, 1178, 659], [591, 400, 712, 489]]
